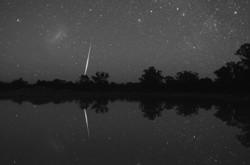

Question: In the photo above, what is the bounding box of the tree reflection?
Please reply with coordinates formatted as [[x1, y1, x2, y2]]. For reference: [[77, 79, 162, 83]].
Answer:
[[138, 99, 204, 119], [215, 103, 250, 147], [91, 99, 109, 113], [78, 99, 92, 110], [139, 99, 165, 120], [77, 98, 109, 114], [175, 102, 199, 116], [137, 98, 250, 148]]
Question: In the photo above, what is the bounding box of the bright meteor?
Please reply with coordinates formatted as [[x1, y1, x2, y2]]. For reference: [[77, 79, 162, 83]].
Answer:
[[84, 43, 92, 75]]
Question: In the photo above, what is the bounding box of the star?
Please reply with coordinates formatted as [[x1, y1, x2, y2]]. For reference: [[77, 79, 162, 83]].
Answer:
[[137, 18, 142, 23], [16, 18, 21, 23]]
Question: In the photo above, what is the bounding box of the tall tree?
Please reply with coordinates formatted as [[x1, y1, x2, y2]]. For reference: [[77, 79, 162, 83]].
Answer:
[[215, 43, 250, 83], [214, 62, 238, 82], [235, 43, 250, 62], [139, 66, 164, 86]]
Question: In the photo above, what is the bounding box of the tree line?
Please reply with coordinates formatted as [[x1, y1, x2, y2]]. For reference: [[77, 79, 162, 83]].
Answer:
[[0, 43, 250, 93]]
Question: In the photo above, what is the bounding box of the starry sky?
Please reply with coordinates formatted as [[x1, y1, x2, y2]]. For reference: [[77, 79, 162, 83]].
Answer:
[[0, 0, 250, 83]]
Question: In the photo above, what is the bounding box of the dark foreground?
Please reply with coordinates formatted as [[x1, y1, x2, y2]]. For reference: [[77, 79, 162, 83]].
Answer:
[[0, 93, 250, 165]]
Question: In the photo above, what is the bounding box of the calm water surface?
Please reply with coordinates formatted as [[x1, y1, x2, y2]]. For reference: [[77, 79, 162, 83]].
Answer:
[[0, 98, 250, 165]]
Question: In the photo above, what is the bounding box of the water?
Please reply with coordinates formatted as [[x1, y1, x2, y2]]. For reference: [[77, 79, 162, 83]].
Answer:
[[0, 97, 250, 165]]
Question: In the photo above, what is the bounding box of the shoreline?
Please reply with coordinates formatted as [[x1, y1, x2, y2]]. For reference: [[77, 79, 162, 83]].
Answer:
[[1, 89, 250, 103]]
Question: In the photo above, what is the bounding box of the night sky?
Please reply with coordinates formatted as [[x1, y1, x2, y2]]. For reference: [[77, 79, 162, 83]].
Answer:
[[0, 0, 250, 83]]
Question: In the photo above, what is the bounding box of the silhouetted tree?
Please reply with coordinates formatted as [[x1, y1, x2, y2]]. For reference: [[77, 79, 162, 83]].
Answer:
[[175, 71, 199, 81], [11, 78, 28, 89], [51, 79, 67, 88], [235, 43, 250, 66], [163, 75, 177, 91], [235, 43, 250, 82], [52, 79, 67, 84], [199, 77, 213, 83], [170, 71, 200, 91], [79, 75, 91, 84], [0, 81, 8, 90], [214, 62, 239, 82], [77, 74, 92, 90], [164, 75, 175, 83], [91, 72, 109, 85], [139, 66, 164, 87]]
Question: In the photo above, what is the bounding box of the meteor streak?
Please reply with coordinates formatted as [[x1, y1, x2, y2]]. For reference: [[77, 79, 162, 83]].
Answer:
[[84, 43, 92, 75]]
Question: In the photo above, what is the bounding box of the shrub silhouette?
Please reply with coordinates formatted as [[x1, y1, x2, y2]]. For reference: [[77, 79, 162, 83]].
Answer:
[[91, 72, 109, 85], [10, 78, 28, 89], [235, 43, 250, 63], [79, 75, 91, 84], [139, 66, 164, 87], [214, 62, 239, 82], [175, 71, 199, 81]]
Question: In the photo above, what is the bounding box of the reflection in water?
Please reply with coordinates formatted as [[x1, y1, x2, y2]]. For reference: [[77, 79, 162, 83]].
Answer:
[[215, 103, 250, 148], [78, 100, 91, 138], [91, 99, 109, 113], [139, 99, 165, 120], [139, 99, 250, 148], [3, 95, 250, 148], [1, 96, 250, 164], [74, 97, 250, 149], [175, 102, 199, 116], [77, 99, 109, 137], [82, 108, 89, 138]]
